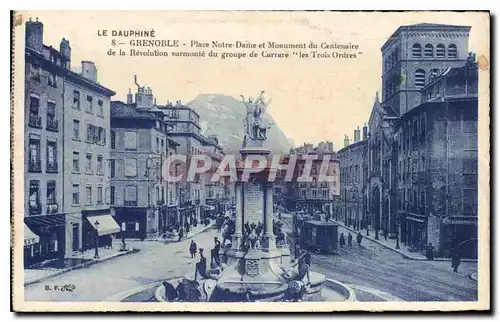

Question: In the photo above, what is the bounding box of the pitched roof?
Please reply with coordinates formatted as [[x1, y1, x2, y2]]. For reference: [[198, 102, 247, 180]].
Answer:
[[110, 101, 157, 120]]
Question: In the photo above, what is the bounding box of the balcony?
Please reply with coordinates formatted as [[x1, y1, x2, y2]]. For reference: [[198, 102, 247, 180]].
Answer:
[[28, 114, 42, 128], [28, 159, 42, 172], [46, 117, 59, 132], [47, 203, 59, 214], [156, 199, 165, 206], [46, 161, 58, 173]]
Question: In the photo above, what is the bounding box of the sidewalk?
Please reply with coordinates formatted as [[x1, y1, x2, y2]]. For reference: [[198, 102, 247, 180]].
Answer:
[[24, 241, 139, 287], [333, 220, 477, 262], [125, 219, 216, 243]]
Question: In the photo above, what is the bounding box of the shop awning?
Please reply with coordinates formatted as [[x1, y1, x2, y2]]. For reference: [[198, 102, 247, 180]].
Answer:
[[87, 214, 120, 236], [203, 205, 215, 211], [24, 224, 40, 246]]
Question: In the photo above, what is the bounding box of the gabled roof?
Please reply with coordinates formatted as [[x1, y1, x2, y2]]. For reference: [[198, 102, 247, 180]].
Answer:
[[110, 101, 157, 120]]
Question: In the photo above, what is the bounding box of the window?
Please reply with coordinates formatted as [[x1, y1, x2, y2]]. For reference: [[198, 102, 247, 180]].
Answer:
[[98, 99, 104, 116], [46, 140, 57, 172], [110, 186, 115, 205], [72, 184, 80, 205], [72, 151, 80, 172], [156, 137, 160, 153], [110, 159, 116, 178], [29, 63, 41, 81], [462, 188, 477, 215], [124, 185, 138, 206], [436, 44, 445, 58], [29, 180, 41, 215], [87, 124, 96, 142], [28, 136, 41, 172], [448, 44, 457, 58], [86, 153, 92, 173], [46, 101, 57, 130], [97, 127, 106, 145], [424, 44, 434, 58], [28, 95, 41, 128], [110, 130, 116, 149], [124, 131, 137, 150], [412, 43, 422, 58], [97, 185, 103, 204], [463, 108, 478, 134], [86, 95, 93, 113], [48, 71, 57, 87], [414, 69, 426, 88], [161, 139, 165, 153], [73, 90, 80, 109], [97, 155, 103, 174], [86, 185, 93, 205], [124, 158, 137, 177], [47, 181, 56, 205], [73, 120, 80, 139]]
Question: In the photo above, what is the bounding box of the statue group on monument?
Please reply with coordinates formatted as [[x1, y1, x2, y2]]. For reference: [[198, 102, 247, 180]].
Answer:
[[241, 90, 273, 144]]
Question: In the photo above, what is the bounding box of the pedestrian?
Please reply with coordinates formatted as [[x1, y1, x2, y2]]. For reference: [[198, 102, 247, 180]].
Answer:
[[383, 228, 388, 241], [451, 247, 461, 273], [163, 281, 178, 301], [339, 233, 345, 248], [178, 227, 184, 242], [347, 233, 353, 247], [426, 243, 434, 260], [356, 232, 363, 247], [211, 237, 221, 266], [189, 240, 197, 259]]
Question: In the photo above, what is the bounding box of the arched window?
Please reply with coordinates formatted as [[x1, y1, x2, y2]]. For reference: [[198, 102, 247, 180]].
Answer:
[[415, 69, 426, 88], [412, 44, 422, 58], [436, 44, 445, 58], [429, 68, 440, 81], [448, 44, 457, 58], [424, 44, 434, 58]]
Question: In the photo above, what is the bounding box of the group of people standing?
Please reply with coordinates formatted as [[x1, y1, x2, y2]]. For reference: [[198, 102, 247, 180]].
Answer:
[[338, 231, 364, 248]]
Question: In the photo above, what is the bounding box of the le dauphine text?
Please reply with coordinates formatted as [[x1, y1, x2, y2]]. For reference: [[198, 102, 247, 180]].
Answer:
[[97, 29, 361, 59]]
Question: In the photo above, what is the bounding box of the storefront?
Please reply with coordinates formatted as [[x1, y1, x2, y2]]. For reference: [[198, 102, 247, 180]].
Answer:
[[24, 214, 66, 267], [113, 207, 148, 239], [440, 218, 477, 259], [85, 213, 121, 249], [405, 213, 426, 251], [82, 209, 120, 247], [23, 224, 40, 268]]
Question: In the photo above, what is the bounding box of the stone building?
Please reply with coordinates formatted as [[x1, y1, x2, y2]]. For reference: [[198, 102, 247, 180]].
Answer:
[[337, 125, 368, 228], [346, 23, 479, 257], [284, 142, 339, 215], [395, 56, 478, 258], [24, 18, 116, 267]]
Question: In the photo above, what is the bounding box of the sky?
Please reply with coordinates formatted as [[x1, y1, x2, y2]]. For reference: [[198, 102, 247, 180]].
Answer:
[[18, 11, 489, 150]]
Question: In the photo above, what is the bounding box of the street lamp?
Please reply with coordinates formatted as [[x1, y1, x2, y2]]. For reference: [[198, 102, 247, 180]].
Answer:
[[94, 220, 100, 259]]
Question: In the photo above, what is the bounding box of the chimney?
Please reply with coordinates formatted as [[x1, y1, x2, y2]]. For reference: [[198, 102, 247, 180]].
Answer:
[[126, 88, 133, 104], [60, 38, 71, 69], [362, 123, 368, 140], [354, 126, 361, 143], [81, 61, 97, 83], [344, 135, 350, 148], [25, 17, 43, 53]]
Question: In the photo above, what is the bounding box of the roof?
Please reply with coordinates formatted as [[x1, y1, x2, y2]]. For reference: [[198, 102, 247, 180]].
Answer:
[[381, 23, 471, 51], [110, 101, 157, 120]]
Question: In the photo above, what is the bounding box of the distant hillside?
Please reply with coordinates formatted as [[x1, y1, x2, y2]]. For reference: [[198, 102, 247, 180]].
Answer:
[[188, 94, 293, 154]]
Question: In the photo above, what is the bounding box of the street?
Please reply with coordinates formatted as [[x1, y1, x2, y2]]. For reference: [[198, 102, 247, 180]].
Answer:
[[24, 229, 220, 302], [25, 222, 477, 302], [280, 215, 477, 301]]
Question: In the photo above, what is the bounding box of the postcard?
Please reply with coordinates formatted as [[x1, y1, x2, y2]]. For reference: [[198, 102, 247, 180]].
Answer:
[[11, 10, 490, 312]]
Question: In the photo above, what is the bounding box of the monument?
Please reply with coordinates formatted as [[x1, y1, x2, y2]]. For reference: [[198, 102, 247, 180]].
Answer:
[[208, 91, 326, 302]]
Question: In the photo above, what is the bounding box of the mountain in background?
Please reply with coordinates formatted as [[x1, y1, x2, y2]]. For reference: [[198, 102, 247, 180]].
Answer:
[[188, 94, 293, 154]]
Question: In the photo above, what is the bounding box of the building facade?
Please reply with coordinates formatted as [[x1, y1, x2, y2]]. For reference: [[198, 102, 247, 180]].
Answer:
[[338, 23, 478, 258], [24, 18, 116, 267]]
